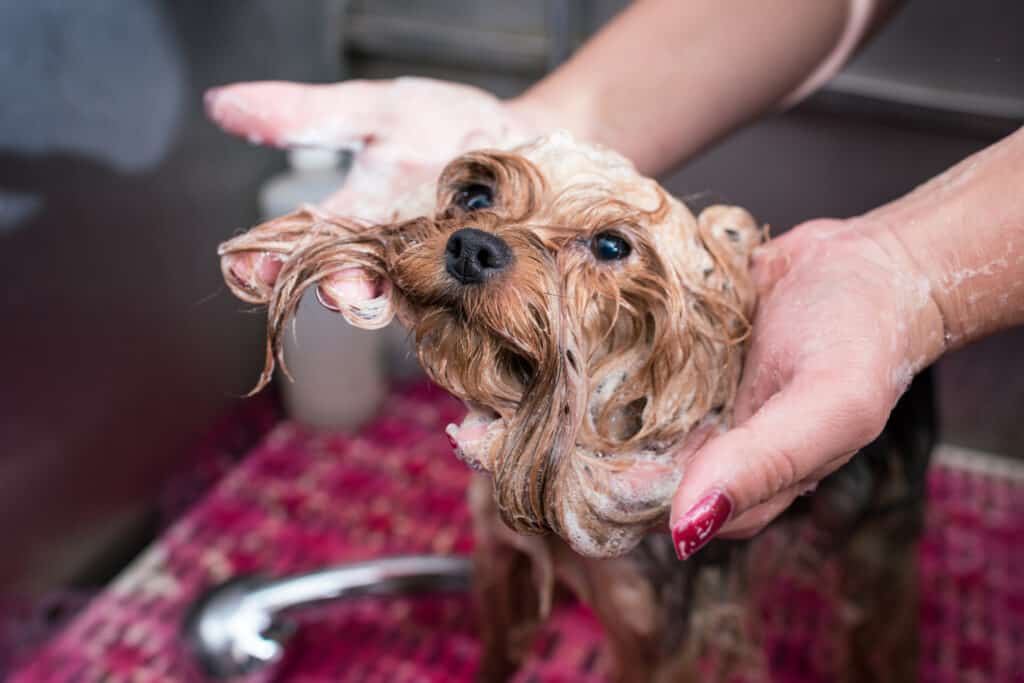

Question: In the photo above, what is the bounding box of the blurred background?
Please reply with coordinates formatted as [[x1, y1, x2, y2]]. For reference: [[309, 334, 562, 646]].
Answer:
[[0, 0, 1021, 629]]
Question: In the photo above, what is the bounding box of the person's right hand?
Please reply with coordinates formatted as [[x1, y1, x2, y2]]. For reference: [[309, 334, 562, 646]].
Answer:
[[205, 77, 543, 222], [206, 77, 546, 291]]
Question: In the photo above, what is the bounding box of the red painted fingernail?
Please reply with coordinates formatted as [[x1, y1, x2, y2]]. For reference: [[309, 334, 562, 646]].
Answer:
[[446, 433, 458, 450], [671, 490, 733, 560]]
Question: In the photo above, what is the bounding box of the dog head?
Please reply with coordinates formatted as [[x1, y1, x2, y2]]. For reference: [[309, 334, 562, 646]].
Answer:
[[220, 132, 762, 557]]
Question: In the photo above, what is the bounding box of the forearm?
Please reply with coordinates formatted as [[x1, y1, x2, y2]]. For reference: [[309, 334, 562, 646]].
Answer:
[[863, 126, 1024, 365], [509, 0, 892, 176]]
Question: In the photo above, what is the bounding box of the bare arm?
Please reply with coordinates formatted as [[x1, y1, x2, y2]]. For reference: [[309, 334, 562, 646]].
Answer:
[[207, 0, 895, 214], [511, 0, 896, 175], [867, 126, 1024, 353], [669, 126, 1024, 555]]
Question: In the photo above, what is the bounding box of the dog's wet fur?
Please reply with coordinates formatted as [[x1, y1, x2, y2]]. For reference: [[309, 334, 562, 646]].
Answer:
[[219, 133, 933, 681]]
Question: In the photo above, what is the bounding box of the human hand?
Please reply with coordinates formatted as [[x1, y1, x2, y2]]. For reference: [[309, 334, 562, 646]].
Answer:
[[669, 217, 946, 559], [205, 76, 545, 288], [206, 77, 542, 219]]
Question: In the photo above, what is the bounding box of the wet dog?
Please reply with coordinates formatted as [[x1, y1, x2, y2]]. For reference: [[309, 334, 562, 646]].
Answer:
[[219, 133, 932, 682]]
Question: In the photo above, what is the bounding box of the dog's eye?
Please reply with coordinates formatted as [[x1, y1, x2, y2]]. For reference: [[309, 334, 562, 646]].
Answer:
[[591, 233, 632, 261], [454, 184, 494, 211]]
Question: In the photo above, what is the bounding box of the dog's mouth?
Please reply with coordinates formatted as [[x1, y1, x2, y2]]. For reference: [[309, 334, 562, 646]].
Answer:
[[442, 385, 725, 557]]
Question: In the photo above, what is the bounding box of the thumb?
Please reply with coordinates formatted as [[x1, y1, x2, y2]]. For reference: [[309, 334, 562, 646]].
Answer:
[[204, 80, 390, 149], [668, 368, 887, 560]]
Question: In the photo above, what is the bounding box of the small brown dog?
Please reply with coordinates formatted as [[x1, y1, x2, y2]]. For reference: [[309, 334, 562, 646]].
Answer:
[[219, 133, 932, 682]]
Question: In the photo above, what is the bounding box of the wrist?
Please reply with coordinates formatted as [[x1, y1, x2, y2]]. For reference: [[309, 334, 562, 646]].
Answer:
[[858, 128, 1024, 353], [848, 216, 951, 371], [505, 86, 607, 151]]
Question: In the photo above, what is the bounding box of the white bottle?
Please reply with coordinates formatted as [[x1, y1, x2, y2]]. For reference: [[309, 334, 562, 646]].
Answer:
[[259, 148, 386, 429]]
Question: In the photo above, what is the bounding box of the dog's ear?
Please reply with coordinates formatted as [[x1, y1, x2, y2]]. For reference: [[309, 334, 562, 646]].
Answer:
[[219, 206, 398, 392], [219, 206, 397, 328], [696, 205, 764, 267], [220, 207, 324, 305], [694, 204, 764, 327]]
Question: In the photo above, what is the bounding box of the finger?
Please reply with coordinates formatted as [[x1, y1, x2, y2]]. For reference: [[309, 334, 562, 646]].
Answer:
[[204, 80, 391, 148], [221, 251, 286, 303], [730, 331, 786, 426], [804, 449, 859, 485], [217, 208, 330, 302], [715, 483, 804, 539], [320, 158, 439, 220], [713, 445, 858, 539], [749, 219, 858, 296], [319, 166, 406, 218], [748, 241, 792, 295], [669, 368, 887, 560], [316, 268, 382, 311]]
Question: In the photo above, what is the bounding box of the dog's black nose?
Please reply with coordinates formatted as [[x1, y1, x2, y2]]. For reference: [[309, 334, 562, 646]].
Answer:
[[445, 228, 511, 285]]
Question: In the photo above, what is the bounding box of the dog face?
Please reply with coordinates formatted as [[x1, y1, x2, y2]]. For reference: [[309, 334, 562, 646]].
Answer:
[[220, 133, 762, 557]]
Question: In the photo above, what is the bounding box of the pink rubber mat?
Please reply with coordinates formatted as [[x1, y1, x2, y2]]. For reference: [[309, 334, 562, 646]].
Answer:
[[10, 383, 1024, 682]]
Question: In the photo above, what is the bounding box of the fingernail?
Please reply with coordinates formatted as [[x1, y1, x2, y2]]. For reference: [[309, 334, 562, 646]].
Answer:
[[227, 262, 247, 287], [203, 87, 224, 114], [316, 286, 341, 311], [444, 424, 459, 450], [671, 490, 733, 560], [256, 253, 283, 286]]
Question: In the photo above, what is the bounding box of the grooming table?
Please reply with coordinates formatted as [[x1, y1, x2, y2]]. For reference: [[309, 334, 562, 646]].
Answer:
[[10, 382, 1024, 682]]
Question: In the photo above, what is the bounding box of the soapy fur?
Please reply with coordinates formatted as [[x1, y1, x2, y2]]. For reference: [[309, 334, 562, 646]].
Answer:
[[220, 132, 762, 557]]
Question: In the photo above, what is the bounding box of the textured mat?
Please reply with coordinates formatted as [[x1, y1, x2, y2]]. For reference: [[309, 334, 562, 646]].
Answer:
[[9, 383, 1024, 682]]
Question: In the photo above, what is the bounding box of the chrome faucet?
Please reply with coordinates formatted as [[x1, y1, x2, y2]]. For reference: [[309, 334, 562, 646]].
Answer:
[[183, 555, 473, 680]]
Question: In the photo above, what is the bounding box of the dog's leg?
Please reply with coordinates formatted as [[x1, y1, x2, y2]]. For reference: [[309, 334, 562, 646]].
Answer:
[[473, 543, 543, 681], [830, 370, 934, 682], [588, 537, 759, 683], [569, 553, 662, 683], [839, 527, 920, 683], [469, 477, 545, 682]]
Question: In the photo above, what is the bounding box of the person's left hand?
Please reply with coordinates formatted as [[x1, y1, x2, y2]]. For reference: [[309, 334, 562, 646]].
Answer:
[[668, 217, 944, 559]]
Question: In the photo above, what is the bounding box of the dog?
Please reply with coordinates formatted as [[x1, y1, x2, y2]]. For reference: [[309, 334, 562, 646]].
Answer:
[[219, 132, 933, 682]]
